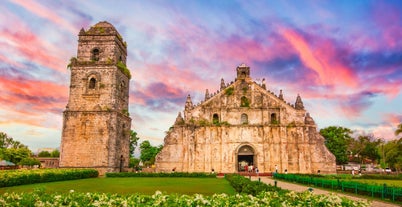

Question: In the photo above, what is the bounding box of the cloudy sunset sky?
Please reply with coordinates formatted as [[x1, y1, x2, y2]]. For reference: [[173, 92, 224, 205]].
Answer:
[[1, 0, 401, 151]]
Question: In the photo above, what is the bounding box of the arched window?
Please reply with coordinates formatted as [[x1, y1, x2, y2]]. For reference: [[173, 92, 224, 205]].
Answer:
[[91, 48, 100, 61], [120, 81, 125, 94], [89, 78, 96, 89], [241, 96, 250, 107], [241, 113, 248, 124], [212, 114, 219, 124], [271, 113, 277, 124]]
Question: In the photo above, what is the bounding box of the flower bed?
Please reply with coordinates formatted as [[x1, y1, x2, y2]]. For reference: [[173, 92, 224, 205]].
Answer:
[[0, 190, 370, 207], [0, 169, 98, 187]]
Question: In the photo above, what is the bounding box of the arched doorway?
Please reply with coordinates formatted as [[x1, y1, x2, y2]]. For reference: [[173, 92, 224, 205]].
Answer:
[[237, 145, 255, 172]]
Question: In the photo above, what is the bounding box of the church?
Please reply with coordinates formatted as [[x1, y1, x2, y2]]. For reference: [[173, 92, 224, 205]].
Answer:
[[155, 64, 336, 174], [59, 21, 335, 175]]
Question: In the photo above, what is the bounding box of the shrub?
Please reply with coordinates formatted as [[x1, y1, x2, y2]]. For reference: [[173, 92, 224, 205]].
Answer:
[[224, 174, 283, 196], [106, 172, 216, 178], [116, 61, 131, 79], [0, 169, 98, 187], [18, 157, 41, 166]]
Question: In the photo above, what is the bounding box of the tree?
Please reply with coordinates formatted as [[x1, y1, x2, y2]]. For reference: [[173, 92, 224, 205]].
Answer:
[[319, 126, 353, 165], [383, 138, 402, 172], [0, 132, 32, 164], [1, 147, 32, 164], [19, 157, 41, 167], [129, 130, 140, 157], [349, 134, 381, 164], [139, 140, 163, 166], [129, 157, 140, 169], [395, 123, 402, 137], [38, 151, 51, 157], [51, 149, 60, 157], [0, 132, 26, 149]]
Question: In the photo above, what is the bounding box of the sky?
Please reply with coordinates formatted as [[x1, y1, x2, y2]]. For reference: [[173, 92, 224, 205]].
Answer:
[[1, 0, 402, 152]]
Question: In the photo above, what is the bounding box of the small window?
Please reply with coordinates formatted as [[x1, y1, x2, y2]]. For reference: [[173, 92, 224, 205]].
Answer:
[[212, 114, 219, 124], [89, 78, 96, 89], [120, 81, 125, 94], [92, 48, 100, 61], [271, 113, 277, 124], [241, 114, 248, 124]]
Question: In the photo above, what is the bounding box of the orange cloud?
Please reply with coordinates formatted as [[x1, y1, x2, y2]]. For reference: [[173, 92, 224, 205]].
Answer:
[[0, 76, 68, 115]]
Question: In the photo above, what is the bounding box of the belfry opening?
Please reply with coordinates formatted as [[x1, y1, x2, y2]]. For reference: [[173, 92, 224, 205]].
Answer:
[[237, 145, 255, 172]]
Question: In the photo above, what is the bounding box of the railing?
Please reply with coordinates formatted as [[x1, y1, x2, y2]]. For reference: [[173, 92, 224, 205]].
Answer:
[[273, 173, 402, 202]]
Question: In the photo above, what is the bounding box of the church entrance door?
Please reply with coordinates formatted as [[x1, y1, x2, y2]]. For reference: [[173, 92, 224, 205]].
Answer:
[[237, 145, 255, 172]]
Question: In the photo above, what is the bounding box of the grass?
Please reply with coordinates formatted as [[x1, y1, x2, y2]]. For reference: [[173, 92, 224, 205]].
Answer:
[[349, 179, 402, 187], [0, 177, 236, 195]]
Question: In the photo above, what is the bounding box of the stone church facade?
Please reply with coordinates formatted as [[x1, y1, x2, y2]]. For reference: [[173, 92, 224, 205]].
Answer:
[[59, 22, 131, 175], [155, 64, 336, 174]]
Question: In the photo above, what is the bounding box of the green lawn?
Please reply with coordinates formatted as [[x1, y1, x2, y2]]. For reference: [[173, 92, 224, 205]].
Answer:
[[0, 177, 236, 195], [349, 179, 402, 187]]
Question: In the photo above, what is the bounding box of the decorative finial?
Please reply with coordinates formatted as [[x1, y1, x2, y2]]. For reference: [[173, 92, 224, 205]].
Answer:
[[175, 112, 184, 125], [279, 89, 284, 100], [79, 28, 86, 35], [185, 94, 193, 110], [220, 78, 225, 90], [295, 94, 304, 110], [262, 78, 266, 89], [204, 89, 210, 101]]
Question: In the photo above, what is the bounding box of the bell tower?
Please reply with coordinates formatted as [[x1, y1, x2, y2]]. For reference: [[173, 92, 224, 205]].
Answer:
[[60, 21, 131, 174]]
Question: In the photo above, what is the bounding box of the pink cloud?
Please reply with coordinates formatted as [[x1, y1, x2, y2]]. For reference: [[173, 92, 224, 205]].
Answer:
[[280, 28, 358, 88], [10, 0, 78, 34], [0, 76, 68, 114], [384, 114, 402, 126], [0, 25, 67, 71]]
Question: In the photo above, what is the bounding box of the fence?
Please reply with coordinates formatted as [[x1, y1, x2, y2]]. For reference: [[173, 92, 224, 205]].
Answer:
[[273, 173, 402, 202]]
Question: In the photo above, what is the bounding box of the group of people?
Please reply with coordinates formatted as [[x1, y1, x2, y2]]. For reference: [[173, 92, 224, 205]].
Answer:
[[242, 164, 259, 174]]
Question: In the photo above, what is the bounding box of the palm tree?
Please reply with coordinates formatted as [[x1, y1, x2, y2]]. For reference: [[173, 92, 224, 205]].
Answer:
[[395, 123, 402, 137]]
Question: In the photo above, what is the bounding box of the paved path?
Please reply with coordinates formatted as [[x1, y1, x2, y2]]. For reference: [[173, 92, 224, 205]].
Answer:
[[251, 177, 399, 207]]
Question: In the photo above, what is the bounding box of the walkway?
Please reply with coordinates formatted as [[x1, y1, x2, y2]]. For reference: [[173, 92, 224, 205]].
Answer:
[[251, 177, 399, 207]]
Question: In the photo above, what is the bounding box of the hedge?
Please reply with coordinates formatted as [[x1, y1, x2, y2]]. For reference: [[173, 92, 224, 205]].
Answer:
[[224, 174, 285, 196], [106, 172, 217, 178], [0, 169, 99, 187]]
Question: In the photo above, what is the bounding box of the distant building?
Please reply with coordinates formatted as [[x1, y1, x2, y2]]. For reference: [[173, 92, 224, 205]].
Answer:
[[37, 158, 59, 168], [59, 21, 131, 175], [156, 64, 336, 174]]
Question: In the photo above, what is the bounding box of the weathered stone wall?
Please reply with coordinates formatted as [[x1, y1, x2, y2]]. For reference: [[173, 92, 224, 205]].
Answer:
[[156, 64, 336, 174], [60, 22, 131, 175], [156, 125, 335, 174]]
